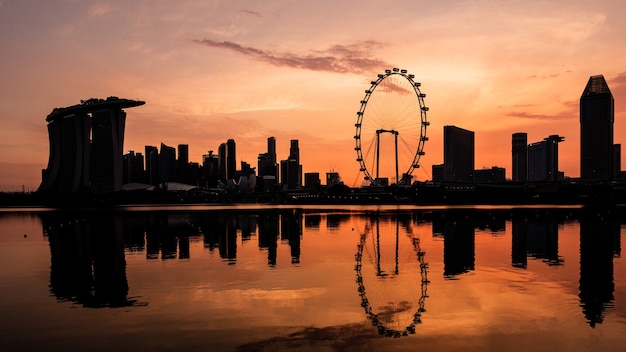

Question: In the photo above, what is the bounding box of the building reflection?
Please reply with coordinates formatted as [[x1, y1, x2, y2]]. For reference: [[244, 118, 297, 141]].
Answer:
[[579, 211, 618, 328], [43, 213, 142, 308], [511, 212, 563, 267], [39, 207, 623, 329], [433, 213, 475, 278]]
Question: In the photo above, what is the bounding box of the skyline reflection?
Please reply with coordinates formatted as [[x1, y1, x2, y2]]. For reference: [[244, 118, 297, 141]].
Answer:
[[37, 207, 621, 331]]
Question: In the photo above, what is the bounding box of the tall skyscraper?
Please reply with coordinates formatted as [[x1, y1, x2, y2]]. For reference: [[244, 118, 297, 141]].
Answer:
[[443, 125, 474, 182], [258, 137, 278, 179], [159, 143, 176, 183], [528, 135, 564, 182], [145, 145, 159, 185], [226, 139, 237, 181], [280, 139, 302, 189], [218, 142, 227, 182], [512, 132, 528, 182], [268, 136, 276, 168], [580, 75, 615, 181]]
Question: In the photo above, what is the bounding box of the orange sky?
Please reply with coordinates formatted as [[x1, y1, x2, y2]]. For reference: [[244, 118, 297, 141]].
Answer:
[[2, 1, 626, 191]]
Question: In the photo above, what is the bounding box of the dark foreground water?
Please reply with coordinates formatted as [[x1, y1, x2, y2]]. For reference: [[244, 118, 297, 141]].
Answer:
[[0, 205, 625, 352]]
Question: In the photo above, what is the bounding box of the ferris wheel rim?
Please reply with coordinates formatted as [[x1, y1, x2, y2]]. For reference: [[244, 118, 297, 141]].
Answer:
[[354, 68, 429, 186]]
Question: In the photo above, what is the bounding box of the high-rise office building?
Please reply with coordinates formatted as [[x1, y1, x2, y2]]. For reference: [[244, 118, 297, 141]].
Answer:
[[145, 145, 159, 185], [580, 75, 615, 181], [268, 136, 276, 168], [226, 139, 236, 181], [202, 150, 219, 188], [258, 136, 278, 179], [218, 142, 227, 182], [528, 135, 564, 182], [280, 140, 302, 189], [177, 144, 189, 183], [512, 132, 528, 182], [159, 142, 176, 183], [443, 125, 474, 182]]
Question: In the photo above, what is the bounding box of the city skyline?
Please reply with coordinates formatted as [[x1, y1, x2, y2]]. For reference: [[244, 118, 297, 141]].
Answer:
[[2, 1, 626, 191]]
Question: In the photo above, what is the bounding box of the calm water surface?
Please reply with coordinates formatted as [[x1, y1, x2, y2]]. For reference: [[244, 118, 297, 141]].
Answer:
[[0, 205, 624, 352]]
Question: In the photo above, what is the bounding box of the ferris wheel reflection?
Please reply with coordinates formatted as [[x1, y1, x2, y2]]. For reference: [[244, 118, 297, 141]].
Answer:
[[355, 213, 429, 337]]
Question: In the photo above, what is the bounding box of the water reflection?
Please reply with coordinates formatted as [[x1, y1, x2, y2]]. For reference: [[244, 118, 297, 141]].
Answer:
[[433, 213, 475, 278], [43, 212, 146, 308], [579, 212, 619, 327], [36, 207, 622, 332], [355, 213, 429, 337]]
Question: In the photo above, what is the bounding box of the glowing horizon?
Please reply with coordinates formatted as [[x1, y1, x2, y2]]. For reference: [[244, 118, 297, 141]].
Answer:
[[1, 1, 626, 191]]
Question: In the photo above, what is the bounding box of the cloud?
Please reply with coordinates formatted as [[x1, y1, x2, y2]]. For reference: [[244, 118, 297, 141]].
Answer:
[[88, 2, 112, 17], [506, 111, 574, 120], [240, 9, 262, 17], [193, 39, 392, 74]]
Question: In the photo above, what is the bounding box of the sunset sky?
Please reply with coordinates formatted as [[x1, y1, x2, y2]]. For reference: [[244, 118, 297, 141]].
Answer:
[[2, 0, 626, 191]]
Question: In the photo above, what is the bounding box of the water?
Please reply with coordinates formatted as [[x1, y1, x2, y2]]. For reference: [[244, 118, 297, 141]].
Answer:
[[0, 205, 624, 352]]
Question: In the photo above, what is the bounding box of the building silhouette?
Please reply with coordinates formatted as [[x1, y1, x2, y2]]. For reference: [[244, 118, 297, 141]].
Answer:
[[122, 151, 144, 184], [512, 132, 528, 182], [226, 139, 237, 181], [280, 139, 302, 189], [39, 97, 144, 193], [158, 143, 177, 184], [473, 166, 505, 184], [144, 145, 159, 185], [528, 135, 564, 182], [580, 75, 616, 181], [202, 151, 219, 188], [443, 125, 474, 182]]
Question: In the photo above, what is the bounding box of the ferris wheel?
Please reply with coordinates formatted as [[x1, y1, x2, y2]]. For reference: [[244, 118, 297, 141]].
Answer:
[[355, 68, 429, 186]]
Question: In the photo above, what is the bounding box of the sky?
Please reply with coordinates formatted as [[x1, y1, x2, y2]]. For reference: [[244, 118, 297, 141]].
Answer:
[[1, 0, 626, 191]]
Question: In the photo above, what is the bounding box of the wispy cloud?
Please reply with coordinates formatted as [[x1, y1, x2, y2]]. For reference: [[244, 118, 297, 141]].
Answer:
[[240, 9, 262, 17], [507, 111, 574, 120], [87, 2, 112, 17], [192, 39, 391, 74]]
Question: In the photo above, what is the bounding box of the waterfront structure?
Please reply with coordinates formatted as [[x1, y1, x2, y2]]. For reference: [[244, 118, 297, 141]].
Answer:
[[474, 167, 506, 184], [432, 164, 444, 182], [512, 132, 528, 182], [443, 125, 475, 183], [304, 172, 321, 189], [326, 172, 341, 187], [39, 97, 144, 193], [528, 135, 564, 182], [580, 75, 615, 181]]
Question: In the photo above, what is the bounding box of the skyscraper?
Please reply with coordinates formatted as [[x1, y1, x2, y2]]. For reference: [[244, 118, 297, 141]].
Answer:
[[580, 75, 615, 181], [280, 139, 302, 189], [226, 139, 237, 181], [159, 143, 176, 183], [145, 145, 159, 185], [527, 135, 564, 182], [512, 132, 528, 182], [268, 136, 276, 168], [443, 125, 474, 182]]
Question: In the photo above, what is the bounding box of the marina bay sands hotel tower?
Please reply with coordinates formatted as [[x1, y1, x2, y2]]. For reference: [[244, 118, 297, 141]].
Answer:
[[38, 97, 145, 194]]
